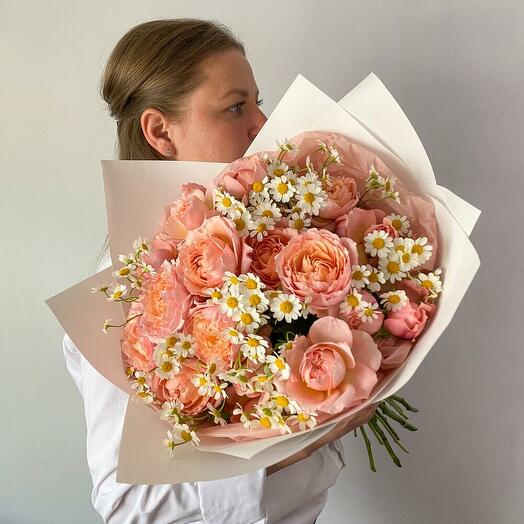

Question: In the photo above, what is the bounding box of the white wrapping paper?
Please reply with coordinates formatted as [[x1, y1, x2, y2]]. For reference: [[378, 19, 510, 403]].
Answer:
[[46, 72, 481, 483]]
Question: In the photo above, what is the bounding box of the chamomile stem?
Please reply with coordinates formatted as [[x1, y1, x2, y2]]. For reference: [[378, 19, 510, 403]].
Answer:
[[374, 410, 410, 454], [359, 425, 376, 472], [385, 398, 409, 419], [379, 404, 418, 431], [390, 394, 419, 412], [369, 418, 402, 467]]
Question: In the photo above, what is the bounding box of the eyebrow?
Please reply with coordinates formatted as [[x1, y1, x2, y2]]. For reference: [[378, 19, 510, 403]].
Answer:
[[221, 87, 260, 100]]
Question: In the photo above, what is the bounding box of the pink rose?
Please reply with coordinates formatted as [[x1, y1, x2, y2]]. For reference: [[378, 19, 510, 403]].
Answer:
[[247, 227, 298, 288], [183, 304, 240, 370], [337, 290, 384, 335], [376, 336, 413, 370], [176, 215, 252, 296], [274, 228, 359, 315], [311, 174, 359, 231], [143, 232, 179, 271], [275, 316, 382, 414], [163, 358, 211, 415], [120, 302, 155, 372], [384, 300, 435, 341], [138, 260, 192, 340], [208, 154, 268, 203], [364, 221, 399, 240]]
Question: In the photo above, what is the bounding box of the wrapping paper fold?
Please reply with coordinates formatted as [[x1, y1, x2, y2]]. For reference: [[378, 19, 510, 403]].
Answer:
[[46, 72, 481, 483]]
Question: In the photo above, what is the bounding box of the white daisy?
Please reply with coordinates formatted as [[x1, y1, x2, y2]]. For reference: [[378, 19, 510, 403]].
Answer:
[[385, 213, 410, 236], [410, 237, 433, 264], [268, 175, 296, 203], [206, 402, 227, 426], [380, 289, 409, 311], [365, 266, 386, 292], [253, 200, 282, 222], [249, 176, 270, 204], [249, 215, 276, 241], [378, 253, 407, 283], [241, 334, 269, 363], [351, 264, 371, 290], [233, 307, 263, 333], [213, 189, 236, 214], [290, 410, 318, 431], [206, 287, 223, 304], [357, 301, 380, 323], [219, 292, 243, 318], [268, 393, 301, 415], [239, 272, 266, 292], [230, 209, 252, 236], [160, 400, 183, 423], [155, 358, 181, 380], [396, 238, 421, 271], [340, 288, 364, 313], [364, 230, 394, 259], [275, 138, 297, 153], [107, 283, 127, 301], [191, 373, 213, 396], [174, 334, 196, 358], [232, 404, 254, 429], [288, 211, 312, 232], [270, 293, 302, 322], [265, 354, 291, 379], [295, 178, 327, 215], [210, 382, 229, 401], [415, 270, 443, 296], [242, 290, 270, 312], [267, 160, 290, 178], [222, 327, 245, 344]]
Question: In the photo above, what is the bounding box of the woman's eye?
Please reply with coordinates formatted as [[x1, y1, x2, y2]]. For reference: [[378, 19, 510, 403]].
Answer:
[[228, 99, 264, 114]]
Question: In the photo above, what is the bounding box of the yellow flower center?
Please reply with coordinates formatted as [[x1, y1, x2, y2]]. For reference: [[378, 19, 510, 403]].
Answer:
[[389, 295, 400, 304], [226, 296, 239, 308], [252, 180, 264, 192], [368, 272, 378, 283], [161, 361, 173, 372], [249, 294, 261, 307], [245, 278, 258, 290], [277, 182, 289, 194], [387, 261, 400, 273], [181, 430, 192, 442], [256, 223, 267, 233], [276, 395, 289, 407], [346, 295, 359, 307], [294, 218, 304, 229], [234, 217, 246, 231], [240, 312, 254, 325], [221, 196, 232, 208], [262, 210, 274, 218], [247, 338, 259, 348], [259, 416, 272, 428], [421, 280, 433, 289], [279, 301, 293, 313], [211, 290, 222, 300], [401, 253, 411, 263], [303, 192, 315, 204], [392, 219, 402, 230], [119, 267, 130, 276], [372, 237, 385, 249], [166, 336, 178, 347], [353, 270, 363, 280], [412, 244, 424, 255], [275, 358, 286, 370], [273, 168, 285, 177], [297, 413, 309, 423]]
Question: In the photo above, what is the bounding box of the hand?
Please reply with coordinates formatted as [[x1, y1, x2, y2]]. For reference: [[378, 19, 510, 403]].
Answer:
[[266, 402, 379, 476]]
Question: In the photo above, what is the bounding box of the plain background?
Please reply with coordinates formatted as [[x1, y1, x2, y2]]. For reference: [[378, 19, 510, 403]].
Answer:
[[2, 1, 523, 523]]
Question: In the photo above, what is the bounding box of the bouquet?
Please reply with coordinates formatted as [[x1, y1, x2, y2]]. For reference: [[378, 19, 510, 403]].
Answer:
[[46, 73, 481, 483]]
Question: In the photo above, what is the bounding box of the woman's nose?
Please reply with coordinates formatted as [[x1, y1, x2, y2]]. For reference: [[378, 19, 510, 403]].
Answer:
[[249, 106, 268, 140]]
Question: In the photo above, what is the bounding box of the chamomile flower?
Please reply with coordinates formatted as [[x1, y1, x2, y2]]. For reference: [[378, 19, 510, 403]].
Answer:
[[357, 301, 380, 323], [267, 160, 290, 178], [206, 402, 227, 426], [366, 266, 386, 292], [240, 272, 266, 292], [249, 176, 270, 203], [174, 334, 196, 358], [396, 238, 421, 271], [385, 213, 410, 236], [209, 381, 229, 401], [233, 307, 263, 333], [252, 373, 274, 393], [213, 189, 236, 214], [268, 175, 296, 203], [232, 404, 253, 429], [130, 370, 150, 391], [249, 216, 276, 241], [192, 373, 213, 396], [206, 287, 223, 304], [295, 177, 327, 215], [254, 405, 285, 431], [290, 410, 318, 431], [219, 291, 243, 318], [380, 289, 409, 312], [364, 230, 394, 258], [242, 290, 270, 312], [268, 393, 301, 415], [133, 236, 150, 252], [340, 288, 364, 313], [265, 355, 291, 380], [230, 209, 252, 236], [163, 424, 200, 456], [155, 358, 181, 380], [133, 389, 155, 404], [223, 271, 242, 289], [241, 334, 269, 363], [378, 253, 407, 283], [350, 264, 371, 290], [288, 211, 312, 232], [253, 200, 282, 222], [222, 327, 245, 344], [328, 145, 342, 164], [415, 269, 443, 296], [160, 400, 183, 423], [270, 293, 302, 322], [107, 283, 127, 301], [392, 236, 408, 254], [118, 253, 135, 266], [410, 237, 433, 264], [275, 138, 297, 153]]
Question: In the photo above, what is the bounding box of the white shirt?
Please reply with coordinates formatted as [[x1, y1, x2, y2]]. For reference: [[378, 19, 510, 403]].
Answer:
[[62, 257, 347, 524]]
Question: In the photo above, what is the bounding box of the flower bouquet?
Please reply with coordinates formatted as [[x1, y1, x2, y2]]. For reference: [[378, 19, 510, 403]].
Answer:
[[46, 73, 481, 483]]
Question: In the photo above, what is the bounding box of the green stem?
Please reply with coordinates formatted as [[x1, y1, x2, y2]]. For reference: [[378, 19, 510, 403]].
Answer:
[[374, 410, 410, 454], [369, 418, 402, 467], [385, 398, 409, 419], [390, 394, 419, 412], [359, 425, 376, 472], [379, 404, 418, 431]]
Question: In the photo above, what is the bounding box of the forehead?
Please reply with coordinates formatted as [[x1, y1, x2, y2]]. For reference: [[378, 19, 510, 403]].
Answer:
[[196, 49, 259, 99]]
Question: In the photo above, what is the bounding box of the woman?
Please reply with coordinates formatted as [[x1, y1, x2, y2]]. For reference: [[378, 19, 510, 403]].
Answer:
[[63, 18, 376, 524]]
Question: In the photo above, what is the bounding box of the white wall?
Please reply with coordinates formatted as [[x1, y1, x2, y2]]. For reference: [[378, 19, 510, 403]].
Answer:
[[2, 1, 523, 522]]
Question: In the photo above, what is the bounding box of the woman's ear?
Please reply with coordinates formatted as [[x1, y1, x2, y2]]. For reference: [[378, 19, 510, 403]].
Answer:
[[140, 108, 176, 158]]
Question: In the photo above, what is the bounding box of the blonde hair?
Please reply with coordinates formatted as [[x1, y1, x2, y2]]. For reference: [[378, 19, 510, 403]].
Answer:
[[94, 18, 246, 268]]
